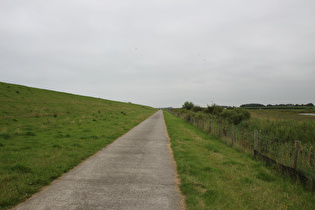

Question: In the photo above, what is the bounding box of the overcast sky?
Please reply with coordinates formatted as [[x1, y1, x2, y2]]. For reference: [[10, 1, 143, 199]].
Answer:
[[1, 0, 314, 108]]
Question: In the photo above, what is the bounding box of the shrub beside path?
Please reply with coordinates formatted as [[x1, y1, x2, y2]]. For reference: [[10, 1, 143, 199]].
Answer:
[[14, 110, 183, 210]]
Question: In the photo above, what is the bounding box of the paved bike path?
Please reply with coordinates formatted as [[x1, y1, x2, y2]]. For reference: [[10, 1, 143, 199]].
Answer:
[[15, 110, 183, 209]]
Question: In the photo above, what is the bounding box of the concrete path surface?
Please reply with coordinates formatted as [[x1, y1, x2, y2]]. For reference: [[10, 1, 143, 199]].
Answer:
[[14, 110, 183, 210]]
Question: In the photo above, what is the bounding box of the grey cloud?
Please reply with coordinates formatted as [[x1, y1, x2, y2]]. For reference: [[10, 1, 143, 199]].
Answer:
[[1, 0, 315, 107]]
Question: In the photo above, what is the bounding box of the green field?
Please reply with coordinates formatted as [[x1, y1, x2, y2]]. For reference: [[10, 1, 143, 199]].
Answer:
[[245, 108, 315, 147], [0, 82, 156, 209], [247, 108, 315, 122], [164, 111, 315, 209]]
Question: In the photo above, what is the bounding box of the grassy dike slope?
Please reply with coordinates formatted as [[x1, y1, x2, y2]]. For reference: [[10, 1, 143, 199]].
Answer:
[[0, 82, 156, 209], [164, 111, 315, 210]]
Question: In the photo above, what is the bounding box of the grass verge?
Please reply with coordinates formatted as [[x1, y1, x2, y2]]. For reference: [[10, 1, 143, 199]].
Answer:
[[0, 82, 156, 209], [164, 111, 315, 210]]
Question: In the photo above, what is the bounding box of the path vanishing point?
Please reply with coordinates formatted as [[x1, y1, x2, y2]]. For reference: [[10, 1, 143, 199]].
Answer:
[[14, 110, 183, 210]]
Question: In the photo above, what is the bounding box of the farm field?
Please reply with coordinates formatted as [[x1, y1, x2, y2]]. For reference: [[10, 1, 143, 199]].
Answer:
[[164, 111, 315, 209], [247, 108, 315, 122], [0, 82, 156, 209]]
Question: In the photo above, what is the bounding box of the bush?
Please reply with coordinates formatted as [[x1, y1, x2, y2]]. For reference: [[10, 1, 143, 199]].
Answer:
[[182, 101, 194, 110], [205, 104, 223, 115], [192, 105, 204, 112], [220, 108, 250, 125]]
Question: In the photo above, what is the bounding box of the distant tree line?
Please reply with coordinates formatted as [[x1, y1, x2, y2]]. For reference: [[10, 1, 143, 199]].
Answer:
[[240, 103, 265, 108], [240, 103, 314, 108]]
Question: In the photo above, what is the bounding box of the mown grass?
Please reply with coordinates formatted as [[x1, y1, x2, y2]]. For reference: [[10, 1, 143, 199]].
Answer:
[[164, 111, 315, 210], [0, 82, 156, 209]]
